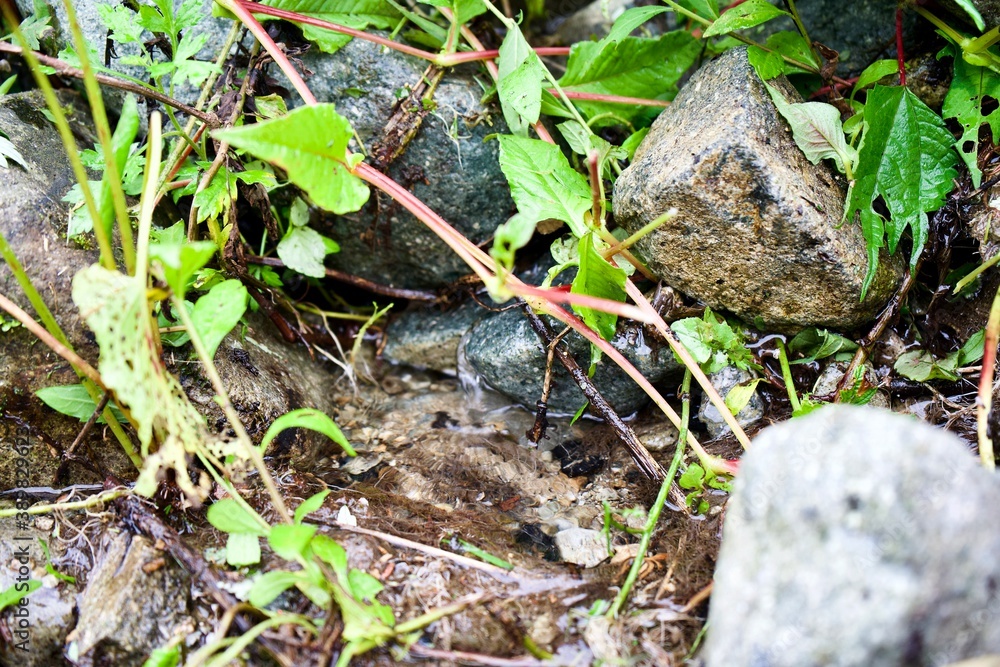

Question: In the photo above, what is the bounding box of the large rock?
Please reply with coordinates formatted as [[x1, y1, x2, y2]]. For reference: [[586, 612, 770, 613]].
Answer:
[[462, 307, 681, 416], [303, 37, 515, 289], [613, 47, 902, 332], [704, 405, 1000, 666]]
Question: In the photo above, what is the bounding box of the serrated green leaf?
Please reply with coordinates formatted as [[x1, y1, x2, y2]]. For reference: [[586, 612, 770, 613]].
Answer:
[[214, 104, 370, 215], [845, 85, 958, 297], [571, 233, 626, 341], [259, 408, 356, 456], [35, 384, 127, 424], [943, 54, 1000, 187], [558, 32, 699, 126], [765, 83, 857, 175], [190, 279, 248, 359], [703, 0, 788, 38], [606, 6, 669, 44], [493, 135, 592, 267], [497, 27, 545, 136]]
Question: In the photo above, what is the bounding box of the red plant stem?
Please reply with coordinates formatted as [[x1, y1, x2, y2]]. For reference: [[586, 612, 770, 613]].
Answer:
[[895, 7, 906, 86], [242, 0, 440, 63], [443, 46, 571, 64], [978, 284, 1000, 469], [551, 89, 670, 107], [224, 0, 317, 105]]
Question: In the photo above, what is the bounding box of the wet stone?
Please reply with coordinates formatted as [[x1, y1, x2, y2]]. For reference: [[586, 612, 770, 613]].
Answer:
[[553, 527, 609, 568], [705, 404, 1000, 667], [383, 300, 489, 374], [301, 36, 515, 289], [697, 366, 764, 439], [612, 47, 903, 332], [462, 307, 682, 416]]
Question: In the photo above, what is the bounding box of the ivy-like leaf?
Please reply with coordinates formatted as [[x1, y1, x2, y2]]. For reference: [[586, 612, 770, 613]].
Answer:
[[943, 53, 1000, 187], [493, 135, 592, 268], [571, 233, 626, 341], [558, 32, 699, 126], [845, 85, 958, 297], [765, 82, 857, 176], [214, 105, 370, 215]]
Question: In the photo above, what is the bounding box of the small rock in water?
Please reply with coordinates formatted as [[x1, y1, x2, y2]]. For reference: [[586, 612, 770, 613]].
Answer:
[[697, 365, 764, 439], [383, 300, 488, 374], [612, 47, 902, 331], [553, 527, 609, 568], [462, 307, 681, 416], [704, 404, 1000, 667]]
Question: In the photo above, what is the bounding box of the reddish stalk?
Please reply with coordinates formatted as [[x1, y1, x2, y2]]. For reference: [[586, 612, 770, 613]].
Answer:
[[978, 284, 1000, 470], [443, 46, 571, 64], [552, 90, 670, 107]]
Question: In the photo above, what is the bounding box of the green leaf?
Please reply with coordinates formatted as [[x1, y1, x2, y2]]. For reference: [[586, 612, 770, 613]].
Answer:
[[98, 3, 145, 44], [953, 0, 986, 31], [311, 534, 349, 576], [277, 226, 331, 278], [452, 0, 487, 25], [765, 83, 857, 176], [748, 46, 784, 80], [346, 569, 384, 601], [558, 32, 699, 126], [671, 318, 713, 366], [788, 328, 858, 364], [678, 0, 718, 20], [269, 524, 318, 560], [189, 279, 248, 359], [852, 59, 898, 98], [141, 645, 182, 667], [294, 489, 332, 524], [894, 349, 959, 382], [959, 329, 986, 366], [148, 223, 218, 300], [703, 0, 788, 38], [249, 570, 301, 607], [678, 463, 706, 490], [225, 532, 262, 567], [620, 127, 648, 160], [724, 378, 763, 416], [0, 580, 40, 613], [845, 85, 958, 297], [571, 233, 626, 341], [0, 132, 27, 169], [259, 408, 356, 456], [213, 104, 370, 215], [35, 384, 127, 423], [493, 135, 592, 267], [497, 27, 545, 136], [763, 31, 819, 73], [606, 6, 669, 44], [257, 0, 402, 53], [458, 539, 515, 569], [943, 54, 1000, 187], [0, 75, 15, 96], [207, 498, 270, 536], [16, 0, 52, 50]]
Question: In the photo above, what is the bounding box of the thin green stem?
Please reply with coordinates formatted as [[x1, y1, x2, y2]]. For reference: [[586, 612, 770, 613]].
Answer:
[[784, 0, 818, 62], [61, 0, 135, 274], [170, 293, 292, 523], [0, 488, 129, 517], [601, 209, 676, 259], [662, 0, 711, 26], [956, 252, 1000, 294], [608, 369, 691, 617], [777, 339, 802, 414], [136, 112, 163, 286]]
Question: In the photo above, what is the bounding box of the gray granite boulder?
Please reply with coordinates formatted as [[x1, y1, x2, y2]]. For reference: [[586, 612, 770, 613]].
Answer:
[[302, 36, 515, 289], [704, 405, 1000, 667], [613, 47, 902, 332], [462, 307, 682, 416]]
